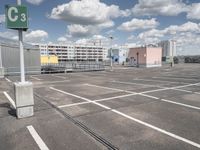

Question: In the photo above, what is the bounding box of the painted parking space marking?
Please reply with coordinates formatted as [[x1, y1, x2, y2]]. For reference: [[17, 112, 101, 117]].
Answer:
[[52, 75, 67, 79], [34, 80, 70, 85], [112, 80, 165, 88], [111, 109, 200, 149], [173, 88, 193, 93], [5, 77, 11, 82], [81, 83, 200, 111], [161, 99, 200, 110], [31, 76, 42, 81], [27, 125, 49, 150], [84, 83, 134, 93], [3, 91, 16, 109], [135, 78, 189, 84], [58, 93, 137, 108], [153, 76, 199, 81], [49, 86, 200, 149], [50, 87, 110, 109]]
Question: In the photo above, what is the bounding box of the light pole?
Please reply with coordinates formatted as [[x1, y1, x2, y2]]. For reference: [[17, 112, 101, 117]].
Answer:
[[17, 0, 25, 83], [171, 40, 176, 67], [109, 36, 113, 71]]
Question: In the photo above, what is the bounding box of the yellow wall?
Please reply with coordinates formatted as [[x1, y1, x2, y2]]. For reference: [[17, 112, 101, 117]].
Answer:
[[41, 55, 58, 64]]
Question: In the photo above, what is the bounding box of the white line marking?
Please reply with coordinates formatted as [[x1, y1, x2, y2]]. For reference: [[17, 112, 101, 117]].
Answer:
[[82, 83, 200, 111], [3, 91, 16, 109], [50, 87, 110, 109], [52, 75, 66, 79], [58, 101, 90, 108], [194, 92, 200, 95], [34, 80, 70, 85], [112, 80, 164, 88], [139, 93, 159, 99], [111, 109, 200, 149], [95, 93, 137, 102], [135, 78, 188, 84], [31, 76, 41, 81], [50, 87, 200, 149], [153, 76, 198, 81], [84, 83, 133, 93], [5, 78, 11, 82], [58, 93, 137, 108], [161, 99, 200, 110], [173, 88, 193, 93], [27, 125, 49, 150]]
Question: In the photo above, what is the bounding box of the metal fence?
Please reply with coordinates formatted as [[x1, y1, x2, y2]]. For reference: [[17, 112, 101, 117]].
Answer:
[[41, 61, 105, 73]]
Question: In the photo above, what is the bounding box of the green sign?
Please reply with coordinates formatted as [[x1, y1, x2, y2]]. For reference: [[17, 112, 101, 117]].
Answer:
[[5, 5, 28, 30]]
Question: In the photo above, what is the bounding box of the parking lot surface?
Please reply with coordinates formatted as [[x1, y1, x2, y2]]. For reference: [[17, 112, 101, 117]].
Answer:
[[1, 64, 200, 150]]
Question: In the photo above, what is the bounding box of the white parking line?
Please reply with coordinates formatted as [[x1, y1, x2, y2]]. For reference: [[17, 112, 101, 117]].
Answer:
[[112, 80, 164, 88], [31, 76, 42, 81], [173, 88, 193, 93], [135, 78, 188, 84], [3, 91, 16, 109], [50, 87, 200, 149], [84, 83, 133, 93], [5, 78, 11, 82], [194, 92, 200, 95], [34, 80, 70, 85], [58, 93, 137, 108], [111, 109, 200, 149], [58, 101, 90, 108], [50, 87, 110, 109], [161, 99, 200, 110], [52, 75, 66, 79], [153, 76, 199, 81], [27, 125, 49, 150], [82, 83, 200, 111]]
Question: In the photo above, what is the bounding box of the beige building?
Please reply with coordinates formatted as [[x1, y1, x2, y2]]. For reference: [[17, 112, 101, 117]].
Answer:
[[36, 44, 108, 62], [128, 46, 162, 67]]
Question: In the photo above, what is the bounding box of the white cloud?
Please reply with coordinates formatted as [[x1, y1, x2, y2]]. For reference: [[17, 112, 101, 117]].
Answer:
[[187, 3, 200, 20], [138, 21, 200, 41], [57, 37, 67, 42], [49, 0, 130, 26], [25, 30, 48, 42], [132, 0, 187, 16], [67, 24, 98, 38], [106, 29, 115, 35], [75, 34, 109, 46], [0, 30, 17, 40], [0, 29, 48, 43], [166, 22, 200, 34], [0, 15, 5, 24], [26, 0, 45, 5], [118, 18, 159, 31], [127, 35, 135, 40]]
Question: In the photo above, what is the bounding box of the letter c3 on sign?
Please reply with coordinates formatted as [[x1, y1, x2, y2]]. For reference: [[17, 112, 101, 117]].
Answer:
[[8, 7, 18, 22]]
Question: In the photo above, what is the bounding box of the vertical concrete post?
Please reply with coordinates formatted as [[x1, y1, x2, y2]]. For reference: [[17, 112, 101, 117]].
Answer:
[[14, 0, 34, 119], [0, 45, 4, 78]]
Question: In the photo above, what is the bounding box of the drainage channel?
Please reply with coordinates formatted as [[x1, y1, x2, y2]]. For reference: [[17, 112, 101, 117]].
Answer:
[[34, 93, 119, 150]]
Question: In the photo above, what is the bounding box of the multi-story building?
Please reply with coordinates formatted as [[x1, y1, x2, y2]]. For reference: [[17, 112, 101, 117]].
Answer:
[[36, 44, 108, 62], [158, 40, 177, 61]]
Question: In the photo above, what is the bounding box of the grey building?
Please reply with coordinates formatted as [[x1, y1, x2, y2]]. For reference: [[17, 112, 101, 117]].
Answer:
[[0, 36, 41, 75], [158, 40, 176, 61]]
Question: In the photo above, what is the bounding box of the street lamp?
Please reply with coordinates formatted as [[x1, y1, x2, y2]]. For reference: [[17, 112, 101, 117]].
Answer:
[[109, 36, 113, 71], [171, 40, 176, 67]]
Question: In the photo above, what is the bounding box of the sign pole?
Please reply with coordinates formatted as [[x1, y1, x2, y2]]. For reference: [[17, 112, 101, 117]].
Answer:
[[17, 0, 25, 83]]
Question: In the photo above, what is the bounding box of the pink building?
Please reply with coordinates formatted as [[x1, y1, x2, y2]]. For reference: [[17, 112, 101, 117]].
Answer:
[[128, 47, 162, 67]]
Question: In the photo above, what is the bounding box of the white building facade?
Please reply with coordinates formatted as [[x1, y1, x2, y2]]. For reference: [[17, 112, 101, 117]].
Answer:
[[158, 40, 177, 60], [37, 44, 108, 62]]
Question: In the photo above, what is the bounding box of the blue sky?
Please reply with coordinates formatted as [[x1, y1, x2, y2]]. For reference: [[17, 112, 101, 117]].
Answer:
[[0, 0, 200, 55]]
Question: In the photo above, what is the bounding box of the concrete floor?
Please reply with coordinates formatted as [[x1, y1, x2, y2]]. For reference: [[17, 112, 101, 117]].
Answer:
[[1, 64, 200, 150]]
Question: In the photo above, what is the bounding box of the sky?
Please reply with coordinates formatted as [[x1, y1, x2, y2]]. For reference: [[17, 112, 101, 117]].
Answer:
[[0, 0, 200, 55]]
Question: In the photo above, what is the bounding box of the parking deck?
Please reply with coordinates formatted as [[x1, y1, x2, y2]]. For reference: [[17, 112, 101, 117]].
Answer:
[[1, 64, 200, 150]]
